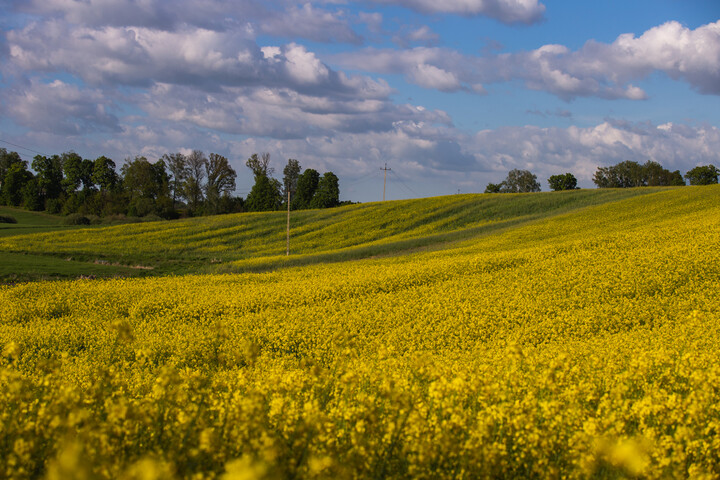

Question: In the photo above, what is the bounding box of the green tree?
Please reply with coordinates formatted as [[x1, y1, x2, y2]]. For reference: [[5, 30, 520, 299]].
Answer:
[[92, 156, 119, 192], [22, 178, 43, 211], [547, 173, 578, 191], [593, 160, 646, 188], [484, 182, 504, 194], [1, 161, 34, 206], [292, 168, 320, 209], [644, 160, 684, 186], [594, 160, 686, 188], [310, 172, 340, 209], [685, 165, 720, 185], [205, 153, 237, 214], [0, 148, 23, 193], [503, 169, 541, 193], [61, 151, 85, 194], [79, 158, 96, 192], [121, 156, 171, 217]]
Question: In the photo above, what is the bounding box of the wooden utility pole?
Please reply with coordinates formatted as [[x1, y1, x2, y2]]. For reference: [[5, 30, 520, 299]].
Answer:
[[381, 163, 391, 201], [286, 187, 290, 256]]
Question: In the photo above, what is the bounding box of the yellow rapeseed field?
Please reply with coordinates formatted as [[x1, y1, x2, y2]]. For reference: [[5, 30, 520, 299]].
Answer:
[[1, 186, 719, 479]]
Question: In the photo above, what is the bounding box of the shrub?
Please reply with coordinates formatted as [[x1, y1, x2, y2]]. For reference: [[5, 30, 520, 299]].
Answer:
[[63, 213, 91, 225], [0, 214, 18, 224], [141, 214, 163, 223]]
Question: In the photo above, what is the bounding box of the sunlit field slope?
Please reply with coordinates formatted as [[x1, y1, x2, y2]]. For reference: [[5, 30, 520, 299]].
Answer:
[[2, 186, 720, 479], [1, 188, 656, 278]]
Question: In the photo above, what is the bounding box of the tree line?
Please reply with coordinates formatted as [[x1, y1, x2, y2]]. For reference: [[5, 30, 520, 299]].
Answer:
[[0, 148, 341, 220], [485, 161, 719, 193]]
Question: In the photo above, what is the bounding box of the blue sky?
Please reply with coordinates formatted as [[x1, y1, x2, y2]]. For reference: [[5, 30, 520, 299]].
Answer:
[[1, 0, 719, 202]]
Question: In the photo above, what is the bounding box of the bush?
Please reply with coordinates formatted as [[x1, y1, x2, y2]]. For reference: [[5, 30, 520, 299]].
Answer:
[[0, 214, 18, 224], [141, 214, 163, 223], [63, 213, 91, 225]]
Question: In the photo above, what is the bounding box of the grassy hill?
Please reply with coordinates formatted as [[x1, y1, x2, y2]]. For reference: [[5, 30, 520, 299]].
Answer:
[[0, 187, 667, 281]]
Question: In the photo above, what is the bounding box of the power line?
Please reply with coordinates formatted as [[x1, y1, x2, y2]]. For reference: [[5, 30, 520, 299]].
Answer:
[[0, 138, 49, 157], [389, 169, 420, 198], [344, 169, 382, 187]]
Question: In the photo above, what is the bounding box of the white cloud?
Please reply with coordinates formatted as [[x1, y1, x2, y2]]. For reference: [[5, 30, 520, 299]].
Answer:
[[370, 0, 546, 24], [408, 64, 461, 91], [5, 21, 390, 98], [335, 20, 720, 100], [283, 43, 331, 85]]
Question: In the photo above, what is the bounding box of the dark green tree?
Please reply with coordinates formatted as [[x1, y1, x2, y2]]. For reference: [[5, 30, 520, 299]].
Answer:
[[292, 168, 319, 209], [22, 178, 43, 211], [0, 148, 24, 193], [92, 156, 119, 192], [685, 165, 720, 185], [79, 158, 96, 192], [548, 173, 578, 191], [121, 156, 171, 217], [31, 154, 64, 207], [1, 161, 34, 206], [594, 160, 686, 188], [310, 172, 340, 208], [245, 174, 282, 212], [61, 152, 85, 194], [644, 160, 684, 186], [593, 160, 646, 188]]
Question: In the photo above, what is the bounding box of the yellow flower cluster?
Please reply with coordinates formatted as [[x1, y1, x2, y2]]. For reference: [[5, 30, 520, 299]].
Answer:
[[1, 186, 720, 478]]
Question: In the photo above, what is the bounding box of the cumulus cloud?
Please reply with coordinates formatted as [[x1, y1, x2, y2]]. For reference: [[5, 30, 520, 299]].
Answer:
[[5, 79, 120, 135], [370, 0, 546, 24], [6, 22, 390, 98], [408, 64, 461, 91], [336, 20, 720, 100], [139, 82, 451, 139]]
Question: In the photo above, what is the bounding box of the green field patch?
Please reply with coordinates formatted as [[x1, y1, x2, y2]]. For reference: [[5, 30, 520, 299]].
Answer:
[[0, 252, 146, 283]]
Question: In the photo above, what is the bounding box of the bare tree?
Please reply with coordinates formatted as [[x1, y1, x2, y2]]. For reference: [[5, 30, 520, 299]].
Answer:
[[246, 152, 274, 178], [184, 149, 207, 213], [205, 153, 237, 213]]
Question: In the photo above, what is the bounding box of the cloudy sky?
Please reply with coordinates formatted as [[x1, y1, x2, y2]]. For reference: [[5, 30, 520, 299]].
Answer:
[[1, 0, 719, 201]]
